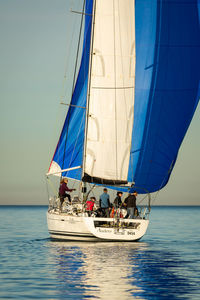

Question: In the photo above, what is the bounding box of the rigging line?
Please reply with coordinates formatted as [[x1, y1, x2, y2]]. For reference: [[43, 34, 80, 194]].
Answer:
[[62, 6, 81, 98], [45, 176, 50, 202], [46, 176, 58, 197], [71, 0, 86, 95], [63, 2, 89, 101], [61, 0, 86, 170], [90, 183, 96, 198], [137, 194, 148, 205], [71, 9, 92, 17], [60, 30, 73, 98], [63, 10, 92, 104], [60, 102, 86, 109], [78, 181, 82, 199], [85, 183, 96, 201], [151, 192, 159, 206]]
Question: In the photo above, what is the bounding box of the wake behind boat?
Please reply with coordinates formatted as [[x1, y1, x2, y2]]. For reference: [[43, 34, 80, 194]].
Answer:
[[46, 1, 200, 241]]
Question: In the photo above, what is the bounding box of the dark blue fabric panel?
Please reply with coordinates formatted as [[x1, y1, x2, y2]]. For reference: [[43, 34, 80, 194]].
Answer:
[[50, 0, 93, 180], [131, 0, 200, 193], [128, 0, 158, 183]]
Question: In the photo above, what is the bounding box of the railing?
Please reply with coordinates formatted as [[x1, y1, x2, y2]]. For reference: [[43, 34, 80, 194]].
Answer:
[[48, 196, 150, 220]]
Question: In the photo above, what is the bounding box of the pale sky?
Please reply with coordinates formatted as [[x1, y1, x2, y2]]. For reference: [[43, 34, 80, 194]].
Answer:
[[0, 0, 199, 206]]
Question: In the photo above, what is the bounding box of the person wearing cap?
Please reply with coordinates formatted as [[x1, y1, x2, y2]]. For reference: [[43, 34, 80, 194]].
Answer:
[[59, 178, 75, 211], [124, 191, 138, 219]]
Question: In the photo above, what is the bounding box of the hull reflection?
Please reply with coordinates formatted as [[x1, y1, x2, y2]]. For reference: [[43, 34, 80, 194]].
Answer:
[[47, 241, 192, 299]]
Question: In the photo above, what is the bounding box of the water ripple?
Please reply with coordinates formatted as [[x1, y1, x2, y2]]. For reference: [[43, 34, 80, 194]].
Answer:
[[0, 206, 200, 299]]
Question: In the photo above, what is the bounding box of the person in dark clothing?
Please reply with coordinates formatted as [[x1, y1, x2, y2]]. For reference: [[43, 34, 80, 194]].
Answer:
[[95, 207, 105, 217], [59, 178, 75, 211], [114, 192, 123, 209], [124, 191, 138, 219]]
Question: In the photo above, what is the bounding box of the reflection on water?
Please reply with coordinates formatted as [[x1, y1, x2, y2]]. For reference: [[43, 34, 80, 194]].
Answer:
[[1, 206, 200, 299], [47, 241, 192, 299]]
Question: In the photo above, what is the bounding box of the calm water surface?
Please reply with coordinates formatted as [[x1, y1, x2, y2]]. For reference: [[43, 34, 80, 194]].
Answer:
[[0, 206, 200, 299]]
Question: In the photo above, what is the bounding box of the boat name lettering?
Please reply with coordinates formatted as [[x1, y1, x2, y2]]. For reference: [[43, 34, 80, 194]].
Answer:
[[97, 228, 112, 233], [127, 231, 135, 235], [114, 229, 125, 235]]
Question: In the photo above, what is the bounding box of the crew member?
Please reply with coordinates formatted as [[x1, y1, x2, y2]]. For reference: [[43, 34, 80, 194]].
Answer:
[[99, 188, 111, 218], [59, 178, 75, 211], [124, 191, 137, 219]]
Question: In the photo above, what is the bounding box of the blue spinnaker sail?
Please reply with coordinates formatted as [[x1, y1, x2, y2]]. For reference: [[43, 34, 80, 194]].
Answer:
[[49, 0, 93, 180], [128, 0, 200, 193]]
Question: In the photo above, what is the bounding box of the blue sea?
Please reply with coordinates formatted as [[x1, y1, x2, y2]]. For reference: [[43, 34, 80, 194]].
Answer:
[[0, 206, 200, 299]]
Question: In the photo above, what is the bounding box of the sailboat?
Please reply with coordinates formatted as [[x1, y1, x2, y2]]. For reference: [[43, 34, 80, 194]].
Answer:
[[46, 0, 200, 241]]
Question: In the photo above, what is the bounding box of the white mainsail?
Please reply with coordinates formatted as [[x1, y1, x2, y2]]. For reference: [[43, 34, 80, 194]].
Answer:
[[85, 0, 135, 182]]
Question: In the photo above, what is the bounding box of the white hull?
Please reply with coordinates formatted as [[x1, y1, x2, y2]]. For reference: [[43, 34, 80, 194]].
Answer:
[[47, 210, 149, 242]]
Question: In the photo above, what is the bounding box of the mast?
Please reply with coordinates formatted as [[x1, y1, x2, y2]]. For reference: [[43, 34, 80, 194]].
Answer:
[[82, 0, 96, 186]]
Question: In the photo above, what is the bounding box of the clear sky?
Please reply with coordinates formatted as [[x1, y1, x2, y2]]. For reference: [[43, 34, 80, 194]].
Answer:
[[0, 0, 199, 206]]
